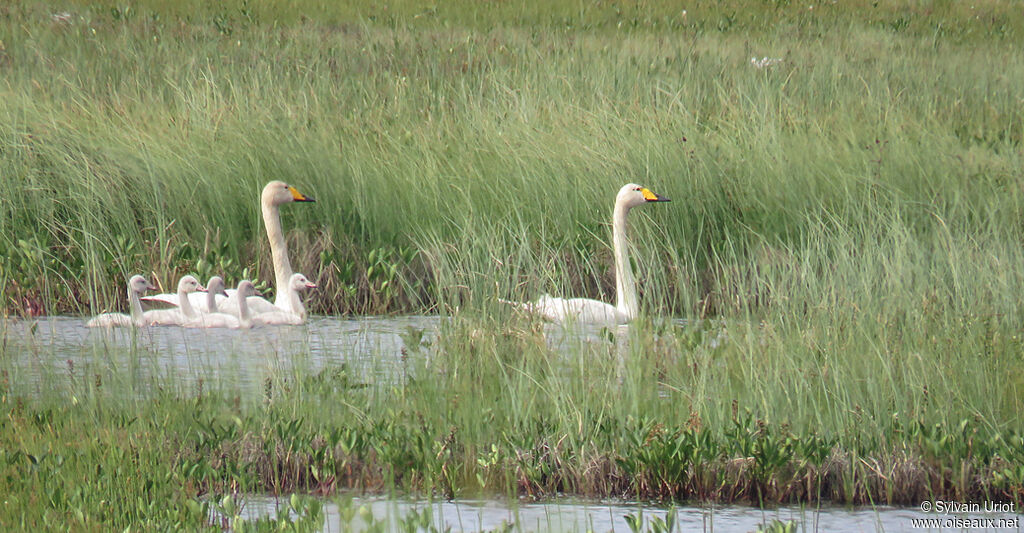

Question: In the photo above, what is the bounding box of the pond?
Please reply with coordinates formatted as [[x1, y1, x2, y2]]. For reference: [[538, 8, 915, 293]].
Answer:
[[0, 315, 444, 392], [0, 315, 676, 391], [241, 493, 1021, 532]]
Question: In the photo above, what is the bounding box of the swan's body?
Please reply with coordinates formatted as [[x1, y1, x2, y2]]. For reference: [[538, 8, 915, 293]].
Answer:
[[86, 275, 157, 328], [186, 281, 259, 329], [506, 183, 669, 325], [187, 312, 240, 329], [253, 311, 304, 326], [142, 276, 206, 326], [503, 295, 627, 325], [215, 291, 279, 317], [252, 273, 316, 326]]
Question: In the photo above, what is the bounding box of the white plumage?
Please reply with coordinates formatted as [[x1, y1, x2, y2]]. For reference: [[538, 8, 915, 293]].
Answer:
[[504, 183, 669, 326]]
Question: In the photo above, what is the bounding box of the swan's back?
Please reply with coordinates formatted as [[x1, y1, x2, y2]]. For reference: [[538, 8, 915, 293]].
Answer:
[[185, 313, 241, 329], [142, 309, 186, 326], [141, 291, 227, 312], [214, 295, 278, 317], [253, 311, 304, 326], [86, 313, 134, 328], [530, 296, 626, 326]]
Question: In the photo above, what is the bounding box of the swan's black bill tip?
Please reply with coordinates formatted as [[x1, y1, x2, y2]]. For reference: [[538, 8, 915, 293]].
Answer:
[[288, 185, 316, 202], [640, 188, 669, 202]]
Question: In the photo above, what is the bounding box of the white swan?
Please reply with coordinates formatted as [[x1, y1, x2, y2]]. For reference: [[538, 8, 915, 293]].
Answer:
[[202, 276, 228, 313], [233, 280, 259, 328], [140, 181, 314, 315], [142, 275, 206, 326], [185, 280, 259, 329], [86, 275, 156, 327], [141, 275, 226, 312], [504, 183, 670, 325], [252, 273, 317, 326], [217, 181, 316, 316]]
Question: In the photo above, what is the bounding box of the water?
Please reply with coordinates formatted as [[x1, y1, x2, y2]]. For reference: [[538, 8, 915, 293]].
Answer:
[[0, 315, 443, 391], [241, 494, 1023, 532], [0, 315, 701, 391]]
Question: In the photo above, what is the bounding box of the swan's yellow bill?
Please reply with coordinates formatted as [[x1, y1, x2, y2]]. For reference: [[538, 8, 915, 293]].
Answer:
[[641, 188, 670, 202], [288, 186, 315, 202]]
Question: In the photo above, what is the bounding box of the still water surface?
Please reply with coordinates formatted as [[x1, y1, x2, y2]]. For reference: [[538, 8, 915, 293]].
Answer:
[[1, 315, 443, 390], [243, 493, 1021, 532], [0, 315, 646, 391]]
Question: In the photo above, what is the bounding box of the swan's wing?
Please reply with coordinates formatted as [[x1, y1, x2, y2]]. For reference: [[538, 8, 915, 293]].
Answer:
[[246, 297, 281, 315], [185, 312, 240, 329], [500, 295, 569, 321], [214, 295, 280, 317], [140, 293, 180, 311], [86, 313, 134, 328], [141, 292, 222, 312], [530, 296, 624, 325], [567, 298, 625, 325], [253, 311, 304, 326], [142, 309, 185, 326]]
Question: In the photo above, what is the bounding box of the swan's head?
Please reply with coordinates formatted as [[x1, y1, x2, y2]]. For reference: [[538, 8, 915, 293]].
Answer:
[[128, 275, 157, 295], [262, 180, 315, 206], [235, 280, 262, 298], [177, 275, 207, 294], [206, 276, 228, 296], [617, 183, 670, 209], [289, 273, 318, 292]]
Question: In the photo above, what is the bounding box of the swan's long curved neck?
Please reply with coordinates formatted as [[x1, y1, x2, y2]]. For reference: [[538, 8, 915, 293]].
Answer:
[[286, 288, 306, 320], [612, 201, 638, 321], [262, 202, 294, 310], [237, 295, 252, 329], [206, 291, 218, 313], [129, 288, 145, 326], [178, 287, 198, 319]]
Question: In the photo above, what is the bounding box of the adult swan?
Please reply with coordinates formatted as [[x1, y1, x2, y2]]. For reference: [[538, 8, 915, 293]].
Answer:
[[143, 181, 315, 314], [505, 183, 669, 325]]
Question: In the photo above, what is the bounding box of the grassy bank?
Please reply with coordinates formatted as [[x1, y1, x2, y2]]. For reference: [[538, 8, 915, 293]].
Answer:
[[1, 0, 1024, 529], [1, 317, 1022, 529]]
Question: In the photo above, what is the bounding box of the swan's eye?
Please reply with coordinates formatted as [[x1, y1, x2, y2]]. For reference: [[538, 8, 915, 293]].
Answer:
[[634, 187, 642, 191]]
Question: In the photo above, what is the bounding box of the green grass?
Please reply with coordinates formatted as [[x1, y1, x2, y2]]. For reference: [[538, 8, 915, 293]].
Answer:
[[3, 0, 1024, 316], [0, 318, 1022, 529], [1, 0, 1023, 529]]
